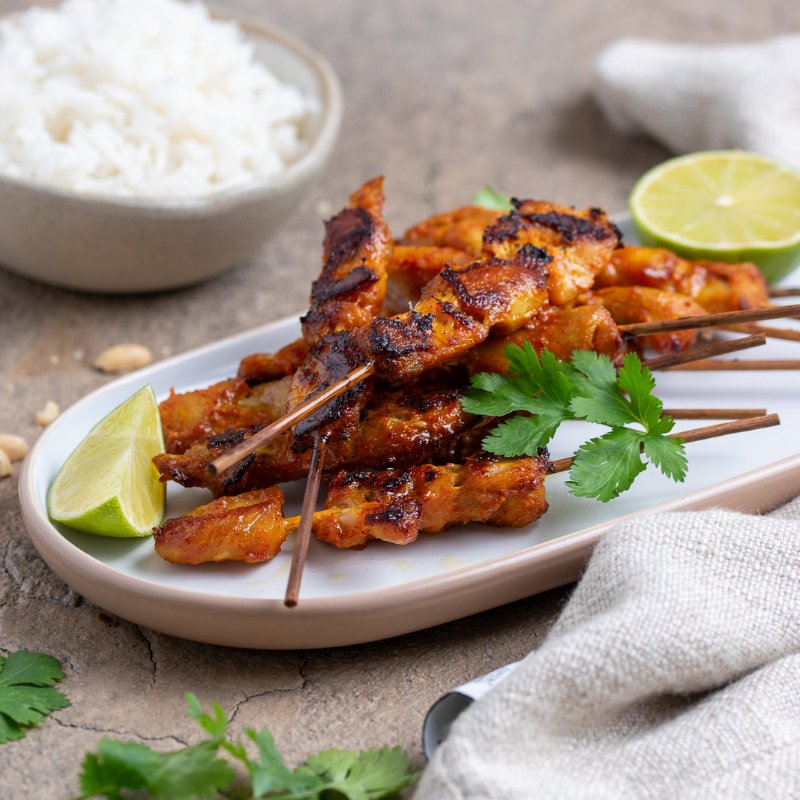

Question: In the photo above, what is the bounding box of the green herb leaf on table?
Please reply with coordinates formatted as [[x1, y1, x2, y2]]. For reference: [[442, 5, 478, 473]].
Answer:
[[78, 737, 235, 800], [226, 726, 319, 798], [463, 345, 687, 502], [76, 693, 416, 800], [472, 186, 513, 211], [300, 746, 416, 800], [0, 650, 70, 743]]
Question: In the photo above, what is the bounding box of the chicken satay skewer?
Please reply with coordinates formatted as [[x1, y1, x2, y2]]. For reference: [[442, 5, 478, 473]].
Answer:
[[283, 409, 782, 600], [209, 324, 773, 476], [769, 288, 800, 298], [156, 414, 781, 579]]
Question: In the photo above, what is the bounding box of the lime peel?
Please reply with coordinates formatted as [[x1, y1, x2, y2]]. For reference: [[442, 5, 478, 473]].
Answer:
[[48, 385, 165, 538]]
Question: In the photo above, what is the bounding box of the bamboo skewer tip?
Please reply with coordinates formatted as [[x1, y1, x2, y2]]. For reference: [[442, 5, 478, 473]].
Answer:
[[284, 435, 327, 608]]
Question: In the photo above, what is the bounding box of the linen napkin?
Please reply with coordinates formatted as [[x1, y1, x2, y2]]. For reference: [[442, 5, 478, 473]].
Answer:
[[593, 36, 800, 168], [414, 497, 800, 799]]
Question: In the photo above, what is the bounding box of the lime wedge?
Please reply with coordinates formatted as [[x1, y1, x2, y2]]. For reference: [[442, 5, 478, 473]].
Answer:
[[48, 385, 165, 537], [629, 151, 800, 283]]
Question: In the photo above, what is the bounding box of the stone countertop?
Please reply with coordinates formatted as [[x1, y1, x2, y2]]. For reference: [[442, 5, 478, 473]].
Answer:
[[2, 1, 798, 796]]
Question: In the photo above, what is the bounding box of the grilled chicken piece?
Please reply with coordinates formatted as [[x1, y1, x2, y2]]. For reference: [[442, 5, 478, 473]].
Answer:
[[367, 244, 550, 382], [596, 246, 770, 313], [315, 452, 550, 548], [483, 200, 622, 306], [237, 339, 309, 384], [153, 454, 550, 565], [402, 205, 503, 255], [159, 376, 292, 455], [287, 177, 393, 450], [385, 244, 473, 311], [300, 177, 393, 343], [579, 286, 708, 354], [154, 384, 478, 495], [235, 245, 473, 385], [154, 488, 288, 565], [466, 304, 626, 374]]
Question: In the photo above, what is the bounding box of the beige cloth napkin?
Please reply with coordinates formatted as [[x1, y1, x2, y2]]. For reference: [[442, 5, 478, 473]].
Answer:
[[415, 497, 800, 799], [593, 36, 800, 167]]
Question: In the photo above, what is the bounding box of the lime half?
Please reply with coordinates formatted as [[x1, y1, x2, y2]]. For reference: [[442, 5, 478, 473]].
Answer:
[[629, 151, 800, 283], [48, 385, 165, 537]]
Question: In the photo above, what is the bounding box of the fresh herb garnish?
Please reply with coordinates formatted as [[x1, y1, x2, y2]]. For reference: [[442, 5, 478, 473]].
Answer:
[[0, 650, 70, 743], [472, 186, 513, 211], [463, 344, 688, 501], [76, 693, 416, 800]]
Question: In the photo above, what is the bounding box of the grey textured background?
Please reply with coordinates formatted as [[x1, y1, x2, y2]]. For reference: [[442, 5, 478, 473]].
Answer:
[[2, 1, 799, 796]]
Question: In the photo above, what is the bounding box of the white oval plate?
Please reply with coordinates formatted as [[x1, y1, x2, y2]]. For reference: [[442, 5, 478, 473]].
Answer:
[[18, 221, 800, 648]]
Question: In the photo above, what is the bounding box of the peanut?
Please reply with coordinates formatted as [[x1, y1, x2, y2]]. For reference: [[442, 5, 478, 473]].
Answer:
[[0, 448, 11, 478], [94, 343, 153, 374], [36, 400, 61, 427], [0, 434, 29, 461]]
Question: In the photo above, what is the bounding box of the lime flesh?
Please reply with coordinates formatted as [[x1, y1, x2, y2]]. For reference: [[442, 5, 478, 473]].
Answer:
[[629, 151, 800, 283], [48, 385, 165, 537]]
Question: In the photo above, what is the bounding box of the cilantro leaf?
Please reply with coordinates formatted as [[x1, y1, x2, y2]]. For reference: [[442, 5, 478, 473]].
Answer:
[[506, 344, 576, 409], [77, 739, 234, 800], [76, 693, 416, 800], [227, 726, 320, 799], [462, 372, 542, 417], [568, 350, 632, 427], [464, 344, 577, 453], [567, 428, 648, 502], [482, 413, 563, 456], [0, 651, 69, 743], [184, 692, 227, 744], [472, 186, 513, 211], [464, 346, 690, 501], [302, 746, 416, 800], [642, 434, 688, 482], [616, 352, 663, 429]]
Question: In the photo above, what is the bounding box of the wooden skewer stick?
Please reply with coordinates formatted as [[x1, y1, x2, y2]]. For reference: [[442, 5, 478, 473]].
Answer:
[[550, 413, 780, 473], [668, 359, 800, 371], [769, 288, 800, 298], [209, 363, 373, 476], [721, 323, 800, 343], [618, 302, 800, 337], [660, 408, 766, 419], [284, 433, 327, 608], [643, 333, 765, 371]]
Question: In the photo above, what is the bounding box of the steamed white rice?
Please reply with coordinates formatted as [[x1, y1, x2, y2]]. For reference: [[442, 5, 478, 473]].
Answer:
[[0, 0, 320, 198]]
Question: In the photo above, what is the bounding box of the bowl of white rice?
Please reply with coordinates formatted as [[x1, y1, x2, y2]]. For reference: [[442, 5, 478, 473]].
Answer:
[[0, 0, 342, 292]]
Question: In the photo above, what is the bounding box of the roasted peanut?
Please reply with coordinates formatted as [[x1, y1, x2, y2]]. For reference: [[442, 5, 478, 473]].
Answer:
[[94, 343, 153, 373], [36, 400, 61, 427], [0, 434, 29, 461], [0, 448, 11, 478]]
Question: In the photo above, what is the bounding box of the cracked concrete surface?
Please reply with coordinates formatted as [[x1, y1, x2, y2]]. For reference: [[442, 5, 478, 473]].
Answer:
[[2, 0, 799, 796]]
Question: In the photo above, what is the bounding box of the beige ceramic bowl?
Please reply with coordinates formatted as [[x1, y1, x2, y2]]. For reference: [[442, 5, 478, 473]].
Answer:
[[0, 14, 342, 293]]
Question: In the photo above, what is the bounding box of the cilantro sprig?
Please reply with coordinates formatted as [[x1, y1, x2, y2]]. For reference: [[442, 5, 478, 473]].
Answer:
[[0, 650, 70, 743], [463, 344, 688, 502], [76, 693, 416, 800]]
